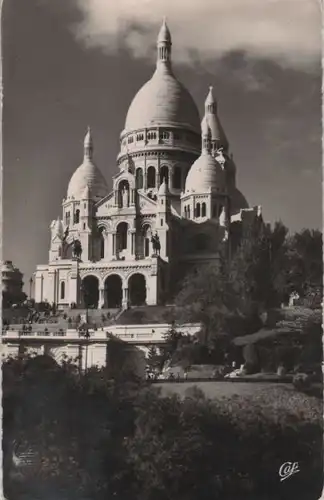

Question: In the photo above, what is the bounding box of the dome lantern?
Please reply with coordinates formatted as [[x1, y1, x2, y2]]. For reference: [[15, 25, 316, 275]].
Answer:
[[157, 18, 172, 69]]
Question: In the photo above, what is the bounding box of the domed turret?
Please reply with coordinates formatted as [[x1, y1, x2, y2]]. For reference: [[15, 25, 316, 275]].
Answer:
[[67, 128, 108, 201], [185, 107, 225, 194], [124, 20, 200, 133]]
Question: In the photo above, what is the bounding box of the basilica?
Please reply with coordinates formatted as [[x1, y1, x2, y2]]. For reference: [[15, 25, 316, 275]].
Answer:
[[34, 20, 261, 310]]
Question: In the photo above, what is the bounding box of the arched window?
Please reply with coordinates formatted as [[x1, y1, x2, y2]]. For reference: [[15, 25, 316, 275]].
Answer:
[[74, 210, 80, 224], [202, 202, 206, 217], [196, 203, 201, 218], [187, 206, 191, 219], [147, 166, 156, 188], [117, 222, 128, 251], [172, 166, 182, 189], [160, 166, 169, 186], [142, 224, 151, 257], [65, 211, 70, 226], [99, 227, 105, 259], [136, 168, 144, 189], [60, 281, 65, 300]]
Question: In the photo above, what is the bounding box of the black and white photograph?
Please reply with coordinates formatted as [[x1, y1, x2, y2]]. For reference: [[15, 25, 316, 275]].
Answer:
[[1, 1, 323, 499]]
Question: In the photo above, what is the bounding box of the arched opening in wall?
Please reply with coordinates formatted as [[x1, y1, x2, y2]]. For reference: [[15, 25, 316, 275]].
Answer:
[[147, 166, 156, 188], [117, 222, 128, 251], [82, 275, 99, 309], [104, 274, 123, 308], [65, 211, 71, 226], [136, 168, 144, 189], [118, 180, 130, 208], [187, 206, 191, 219], [74, 209, 80, 224], [202, 203, 206, 217], [60, 281, 65, 300], [172, 166, 182, 189], [160, 166, 169, 186], [128, 274, 146, 306], [196, 203, 201, 218], [99, 227, 105, 259], [142, 224, 151, 257]]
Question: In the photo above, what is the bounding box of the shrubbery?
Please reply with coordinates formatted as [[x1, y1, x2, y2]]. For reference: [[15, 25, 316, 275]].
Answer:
[[3, 355, 323, 500]]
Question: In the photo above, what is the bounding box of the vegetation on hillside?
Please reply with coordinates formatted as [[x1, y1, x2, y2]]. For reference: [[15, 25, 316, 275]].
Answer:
[[3, 353, 323, 500]]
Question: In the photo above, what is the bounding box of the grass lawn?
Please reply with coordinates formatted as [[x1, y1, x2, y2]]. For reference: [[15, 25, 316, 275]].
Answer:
[[155, 381, 291, 399]]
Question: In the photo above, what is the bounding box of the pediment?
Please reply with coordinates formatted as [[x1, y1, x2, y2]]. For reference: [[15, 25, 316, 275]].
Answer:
[[137, 191, 157, 212]]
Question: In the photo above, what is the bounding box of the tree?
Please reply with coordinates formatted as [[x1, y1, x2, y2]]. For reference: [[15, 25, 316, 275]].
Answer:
[[285, 229, 322, 298]]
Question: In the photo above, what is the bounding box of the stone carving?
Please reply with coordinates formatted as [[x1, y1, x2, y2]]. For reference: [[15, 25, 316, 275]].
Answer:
[[72, 239, 82, 259], [151, 232, 161, 255], [122, 187, 129, 207]]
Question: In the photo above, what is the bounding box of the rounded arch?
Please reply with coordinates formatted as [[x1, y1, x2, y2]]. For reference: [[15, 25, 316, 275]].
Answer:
[[118, 179, 130, 208], [135, 168, 144, 189], [141, 223, 152, 258], [202, 202, 206, 217], [128, 273, 147, 306], [147, 166, 156, 188], [104, 274, 123, 308], [196, 203, 201, 218], [116, 222, 128, 251], [81, 275, 99, 308], [98, 227, 105, 259], [172, 166, 182, 189], [160, 165, 169, 186], [74, 209, 80, 224]]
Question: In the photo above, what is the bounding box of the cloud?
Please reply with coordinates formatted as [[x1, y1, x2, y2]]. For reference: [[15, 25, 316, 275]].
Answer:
[[72, 0, 321, 70]]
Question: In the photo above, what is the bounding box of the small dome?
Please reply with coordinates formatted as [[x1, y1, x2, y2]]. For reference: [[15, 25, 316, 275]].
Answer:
[[185, 153, 225, 194], [67, 129, 108, 201], [67, 161, 108, 200], [229, 187, 249, 215], [158, 179, 169, 195]]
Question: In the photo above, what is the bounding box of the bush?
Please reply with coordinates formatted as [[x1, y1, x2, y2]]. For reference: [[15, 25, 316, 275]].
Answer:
[[293, 373, 312, 391]]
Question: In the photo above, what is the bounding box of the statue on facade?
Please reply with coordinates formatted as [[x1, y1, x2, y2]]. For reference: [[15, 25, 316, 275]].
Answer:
[[122, 186, 129, 207], [72, 239, 82, 259], [216, 147, 225, 166], [151, 232, 161, 255]]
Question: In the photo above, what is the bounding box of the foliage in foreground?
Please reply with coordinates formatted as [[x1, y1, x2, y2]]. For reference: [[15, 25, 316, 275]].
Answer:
[[2, 354, 323, 500]]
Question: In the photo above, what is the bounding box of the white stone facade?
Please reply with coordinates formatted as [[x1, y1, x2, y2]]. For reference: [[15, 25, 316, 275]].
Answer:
[[34, 20, 259, 310]]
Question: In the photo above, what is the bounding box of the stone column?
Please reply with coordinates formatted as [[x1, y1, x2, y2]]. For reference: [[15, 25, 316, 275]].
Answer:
[[122, 287, 129, 308], [98, 287, 105, 308], [130, 231, 136, 256], [112, 233, 117, 257]]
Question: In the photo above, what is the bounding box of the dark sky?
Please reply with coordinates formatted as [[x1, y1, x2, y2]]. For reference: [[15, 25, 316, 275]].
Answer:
[[2, 0, 322, 284]]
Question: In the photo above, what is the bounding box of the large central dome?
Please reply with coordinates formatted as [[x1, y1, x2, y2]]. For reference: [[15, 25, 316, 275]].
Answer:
[[124, 20, 200, 134]]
